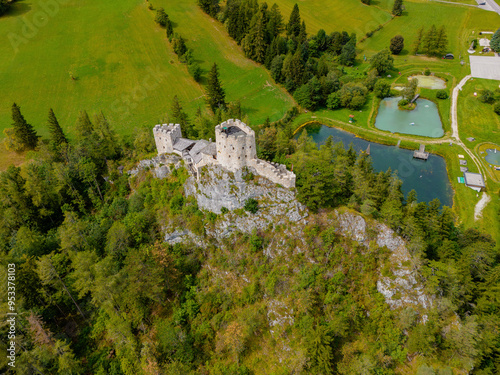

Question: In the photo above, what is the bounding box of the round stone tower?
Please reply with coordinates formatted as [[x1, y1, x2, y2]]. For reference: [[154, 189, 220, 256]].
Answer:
[[215, 119, 256, 172]]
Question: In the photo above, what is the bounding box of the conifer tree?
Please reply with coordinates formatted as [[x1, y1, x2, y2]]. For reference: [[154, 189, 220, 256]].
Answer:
[[242, 11, 267, 63], [74, 110, 93, 138], [11, 103, 38, 150], [286, 3, 301, 37], [339, 34, 357, 66], [206, 63, 226, 112], [392, 0, 403, 16], [47, 108, 68, 147], [171, 96, 194, 137], [423, 25, 438, 56], [412, 26, 424, 55], [436, 26, 448, 55], [267, 3, 284, 39], [491, 27, 500, 52]]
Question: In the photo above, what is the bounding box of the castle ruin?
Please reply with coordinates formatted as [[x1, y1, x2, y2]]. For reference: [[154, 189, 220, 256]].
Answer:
[[153, 119, 296, 188]]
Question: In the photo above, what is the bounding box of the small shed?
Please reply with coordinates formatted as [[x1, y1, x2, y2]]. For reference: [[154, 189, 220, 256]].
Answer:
[[463, 172, 486, 191], [459, 160, 468, 165]]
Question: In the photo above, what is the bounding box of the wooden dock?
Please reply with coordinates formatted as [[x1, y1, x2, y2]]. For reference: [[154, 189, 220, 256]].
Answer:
[[413, 144, 429, 160]]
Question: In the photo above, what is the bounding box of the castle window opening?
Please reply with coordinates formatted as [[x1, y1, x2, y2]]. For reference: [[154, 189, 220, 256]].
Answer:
[[238, 157, 240, 160]]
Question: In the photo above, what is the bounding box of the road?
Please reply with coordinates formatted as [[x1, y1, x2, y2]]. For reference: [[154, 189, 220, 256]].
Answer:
[[483, 0, 500, 14]]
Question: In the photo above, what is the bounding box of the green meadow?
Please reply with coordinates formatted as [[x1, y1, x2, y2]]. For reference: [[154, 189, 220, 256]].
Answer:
[[0, 0, 294, 139], [154, 0, 295, 126], [270, 0, 393, 35]]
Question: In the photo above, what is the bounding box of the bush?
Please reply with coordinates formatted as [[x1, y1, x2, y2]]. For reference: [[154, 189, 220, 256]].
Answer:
[[188, 63, 202, 82], [326, 92, 341, 109], [398, 98, 409, 106], [494, 102, 500, 115], [374, 80, 391, 98], [424, 68, 431, 76], [220, 207, 229, 214], [389, 35, 404, 55], [479, 89, 495, 104], [436, 89, 448, 99], [244, 198, 259, 214], [155, 8, 168, 27]]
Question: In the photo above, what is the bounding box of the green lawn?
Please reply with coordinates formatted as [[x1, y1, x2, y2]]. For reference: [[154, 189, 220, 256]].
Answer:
[[457, 78, 500, 143], [269, 0, 393, 35], [155, 0, 295, 127], [0, 0, 294, 140]]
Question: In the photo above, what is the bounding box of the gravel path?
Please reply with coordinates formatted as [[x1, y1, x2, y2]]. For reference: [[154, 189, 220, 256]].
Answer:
[[474, 192, 491, 220]]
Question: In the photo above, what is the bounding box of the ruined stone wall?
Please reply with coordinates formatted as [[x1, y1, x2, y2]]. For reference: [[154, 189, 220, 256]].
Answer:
[[248, 159, 296, 188], [153, 124, 182, 155]]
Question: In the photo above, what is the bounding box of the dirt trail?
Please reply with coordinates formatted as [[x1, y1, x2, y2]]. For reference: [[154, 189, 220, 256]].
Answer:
[[474, 193, 491, 220]]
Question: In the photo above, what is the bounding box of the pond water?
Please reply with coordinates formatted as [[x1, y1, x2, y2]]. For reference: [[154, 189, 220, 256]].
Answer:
[[410, 75, 447, 89], [296, 124, 453, 206], [375, 97, 444, 138], [485, 148, 500, 165]]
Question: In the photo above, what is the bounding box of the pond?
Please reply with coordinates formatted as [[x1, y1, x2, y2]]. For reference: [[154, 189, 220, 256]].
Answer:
[[375, 97, 444, 138], [409, 75, 447, 89], [485, 148, 500, 165], [296, 124, 454, 206]]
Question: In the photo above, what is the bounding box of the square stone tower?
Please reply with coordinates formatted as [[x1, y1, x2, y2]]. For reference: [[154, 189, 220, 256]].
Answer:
[[215, 119, 256, 172], [153, 124, 182, 155]]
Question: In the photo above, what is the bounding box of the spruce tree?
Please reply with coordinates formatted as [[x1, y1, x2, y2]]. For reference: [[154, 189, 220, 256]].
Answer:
[[206, 63, 226, 112], [392, 0, 403, 16], [11, 103, 38, 150], [423, 25, 438, 56], [491, 27, 500, 52], [412, 27, 424, 55], [74, 110, 93, 138], [436, 26, 448, 55], [47, 108, 68, 147], [286, 4, 301, 37]]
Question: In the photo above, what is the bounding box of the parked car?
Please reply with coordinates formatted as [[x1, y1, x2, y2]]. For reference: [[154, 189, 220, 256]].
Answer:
[[442, 53, 454, 59]]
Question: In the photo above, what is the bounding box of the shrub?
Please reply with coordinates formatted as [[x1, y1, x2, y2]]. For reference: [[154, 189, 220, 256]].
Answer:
[[398, 98, 409, 106], [188, 63, 202, 82], [479, 89, 495, 104], [326, 92, 341, 109], [220, 207, 229, 214], [374, 80, 391, 98], [244, 198, 259, 214], [494, 102, 500, 115], [436, 90, 448, 99], [424, 68, 431, 76], [155, 8, 168, 27], [389, 35, 404, 55]]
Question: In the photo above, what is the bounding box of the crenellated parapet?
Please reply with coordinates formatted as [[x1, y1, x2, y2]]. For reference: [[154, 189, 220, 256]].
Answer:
[[153, 119, 295, 188], [153, 123, 182, 155]]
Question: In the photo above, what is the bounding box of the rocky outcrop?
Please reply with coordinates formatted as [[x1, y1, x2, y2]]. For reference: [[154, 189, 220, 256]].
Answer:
[[333, 209, 433, 312], [128, 154, 183, 179], [185, 164, 305, 214]]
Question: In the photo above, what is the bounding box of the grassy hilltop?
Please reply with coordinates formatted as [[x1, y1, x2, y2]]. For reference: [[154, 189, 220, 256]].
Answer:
[[0, 0, 294, 138]]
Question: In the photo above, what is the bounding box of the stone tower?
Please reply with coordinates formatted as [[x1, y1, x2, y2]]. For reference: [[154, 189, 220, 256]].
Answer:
[[215, 119, 256, 172], [153, 124, 182, 155]]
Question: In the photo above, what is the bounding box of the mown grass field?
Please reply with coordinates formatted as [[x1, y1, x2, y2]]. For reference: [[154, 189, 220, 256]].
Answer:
[[270, 0, 393, 35], [0, 0, 294, 140], [457, 78, 500, 143], [155, 0, 295, 126]]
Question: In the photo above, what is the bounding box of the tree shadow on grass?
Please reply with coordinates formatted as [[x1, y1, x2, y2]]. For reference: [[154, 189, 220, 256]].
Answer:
[[2, 0, 32, 18]]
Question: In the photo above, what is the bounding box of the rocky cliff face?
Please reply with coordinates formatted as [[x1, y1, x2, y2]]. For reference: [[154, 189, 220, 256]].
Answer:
[[131, 157, 432, 314], [332, 210, 433, 313], [184, 164, 304, 215]]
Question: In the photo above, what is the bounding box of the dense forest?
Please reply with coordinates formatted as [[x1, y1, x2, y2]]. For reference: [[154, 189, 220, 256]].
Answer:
[[0, 101, 499, 374]]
